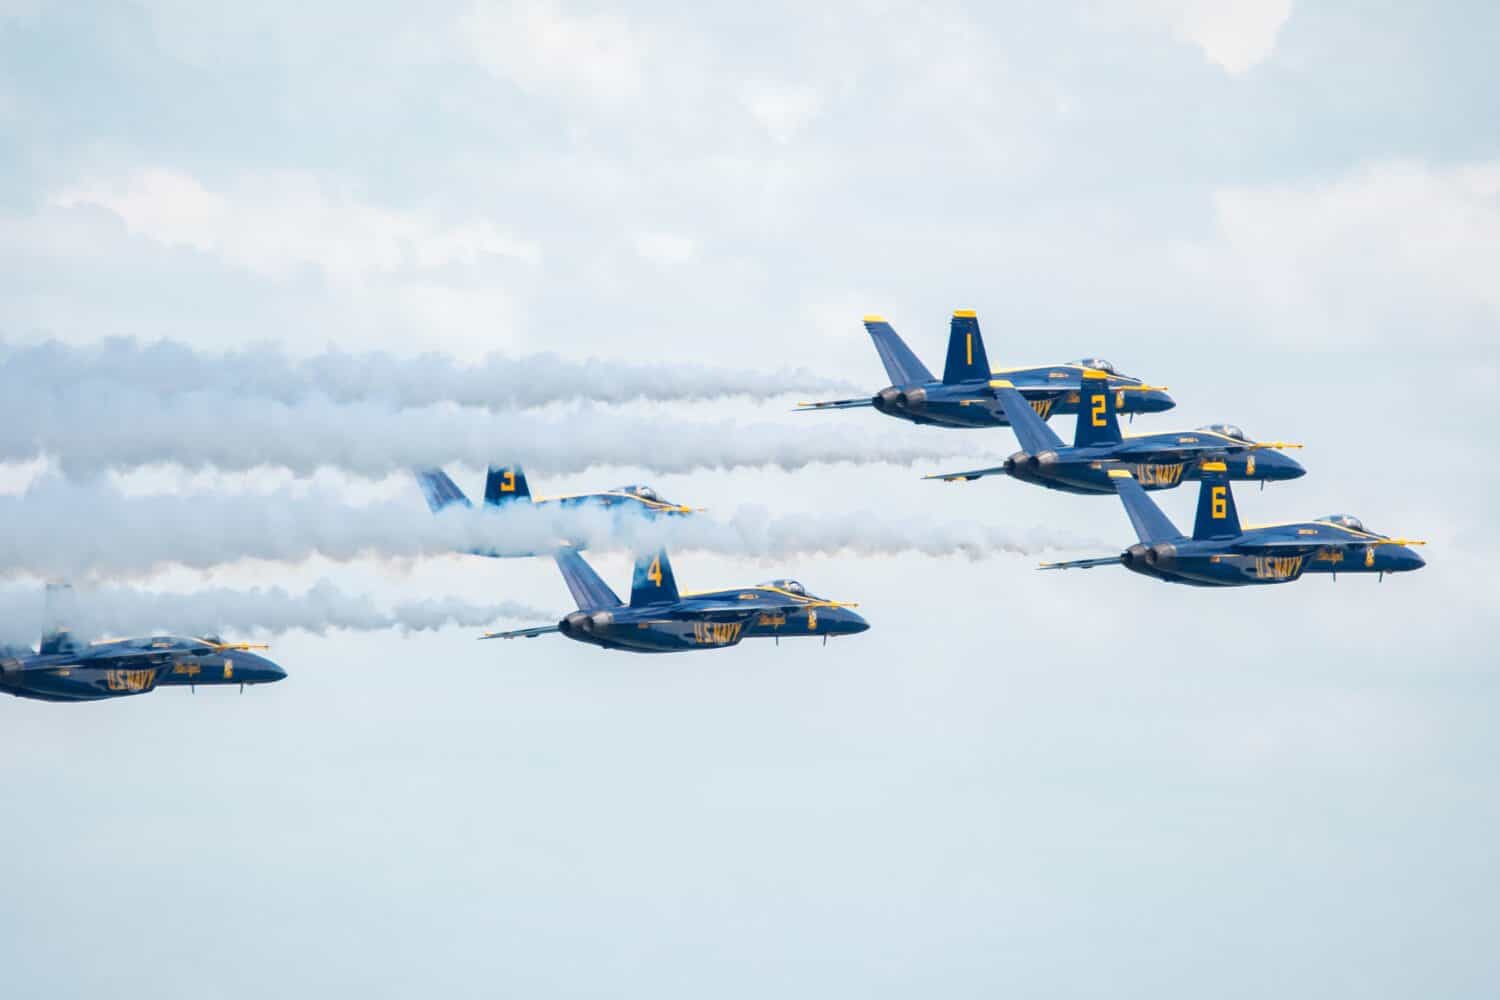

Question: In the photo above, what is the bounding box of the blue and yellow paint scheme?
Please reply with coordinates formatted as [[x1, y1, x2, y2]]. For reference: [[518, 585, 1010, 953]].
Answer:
[[796, 311, 1175, 428], [926, 368, 1304, 493], [416, 465, 698, 518], [1040, 462, 1426, 586], [482, 548, 869, 653], [415, 464, 699, 557], [0, 587, 286, 702]]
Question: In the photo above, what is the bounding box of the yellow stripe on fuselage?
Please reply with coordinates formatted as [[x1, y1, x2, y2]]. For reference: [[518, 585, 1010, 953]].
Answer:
[[987, 363, 1143, 385]]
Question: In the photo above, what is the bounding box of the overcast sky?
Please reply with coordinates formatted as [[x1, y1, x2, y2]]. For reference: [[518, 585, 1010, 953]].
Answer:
[[2, 2, 1498, 997]]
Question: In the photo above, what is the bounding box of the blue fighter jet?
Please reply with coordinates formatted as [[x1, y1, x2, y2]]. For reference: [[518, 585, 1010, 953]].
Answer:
[[1041, 461, 1426, 586], [483, 548, 869, 652], [416, 464, 699, 557], [796, 311, 1175, 428], [926, 368, 1305, 493], [416, 465, 698, 517], [0, 585, 286, 702]]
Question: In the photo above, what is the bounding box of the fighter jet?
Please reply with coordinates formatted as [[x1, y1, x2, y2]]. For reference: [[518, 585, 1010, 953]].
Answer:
[[926, 368, 1305, 493], [416, 464, 699, 557], [0, 584, 287, 702], [482, 548, 869, 652], [416, 465, 697, 518], [796, 311, 1175, 428], [1040, 461, 1426, 586]]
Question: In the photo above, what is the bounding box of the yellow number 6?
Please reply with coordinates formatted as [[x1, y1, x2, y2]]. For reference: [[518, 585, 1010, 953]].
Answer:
[[1211, 486, 1227, 519]]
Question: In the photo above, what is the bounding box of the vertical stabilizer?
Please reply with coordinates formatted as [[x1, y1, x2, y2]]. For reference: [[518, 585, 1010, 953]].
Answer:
[[863, 316, 935, 386], [942, 310, 992, 384], [484, 466, 532, 506], [1192, 460, 1242, 541], [39, 582, 81, 655], [1073, 370, 1123, 448], [630, 550, 681, 606]]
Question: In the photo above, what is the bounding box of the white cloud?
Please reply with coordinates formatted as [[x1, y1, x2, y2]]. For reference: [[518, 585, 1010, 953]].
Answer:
[[740, 81, 823, 144], [459, 0, 651, 105], [1192, 160, 1500, 346], [1129, 0, 1294, 74], [632, 231, 697, 266], [49, 168, 539, 288]]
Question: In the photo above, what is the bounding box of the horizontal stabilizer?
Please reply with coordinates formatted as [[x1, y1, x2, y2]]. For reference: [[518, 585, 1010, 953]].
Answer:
[[795, 397, 875, 412], [1038, 556, 1122, 571], [479, 625, 561, 640], [414, 468, 472, 512], [922, 465, 1008, 483], [864, 316, 935, 386]]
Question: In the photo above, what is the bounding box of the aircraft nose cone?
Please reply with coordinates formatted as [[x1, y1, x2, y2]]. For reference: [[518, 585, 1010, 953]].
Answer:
[[1398, 547, 1426, 571], [1142, 388, 1175, 413], [229, 652, 286, 683], [1275, 452, 1307, 479], [832, 608, 870, 635]]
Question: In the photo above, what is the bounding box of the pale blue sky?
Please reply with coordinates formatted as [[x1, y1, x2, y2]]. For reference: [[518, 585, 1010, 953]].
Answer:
[[1, 3, 1497, 997]]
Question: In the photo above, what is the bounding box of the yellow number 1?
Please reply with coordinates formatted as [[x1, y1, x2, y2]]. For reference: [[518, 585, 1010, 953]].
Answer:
[[648, 557, 662, 586], [1090, 394, 1106, 427], [1211, 486, 1227, 519], [965, 334, 973, 366]]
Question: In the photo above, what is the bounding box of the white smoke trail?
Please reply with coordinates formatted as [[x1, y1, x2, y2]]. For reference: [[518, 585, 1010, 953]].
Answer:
[[0, 383, 975, 479], [0, 337, 859, 409], [0, 580, 555, 648], [0, 480, 1099, 580]]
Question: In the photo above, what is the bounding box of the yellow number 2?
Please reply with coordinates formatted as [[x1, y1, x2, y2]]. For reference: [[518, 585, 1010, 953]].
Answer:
[[1211, 486, 1227, 519], [1090, 394, 1106, 427], [648, 557, 662, 586]]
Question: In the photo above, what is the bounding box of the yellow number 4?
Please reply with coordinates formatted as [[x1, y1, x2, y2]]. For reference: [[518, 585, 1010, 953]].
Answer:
[[648, 557, 662, 586], [1211, 486, 1227, 519], [1090, 394, 1106, 427]]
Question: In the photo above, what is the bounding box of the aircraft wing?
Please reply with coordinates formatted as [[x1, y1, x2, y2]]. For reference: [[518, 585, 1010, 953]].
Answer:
[[794, 397, 874, 412], [479, 625, 561, 640], [1038, 556, 1122, 571], [922, 465, 1008, 483]]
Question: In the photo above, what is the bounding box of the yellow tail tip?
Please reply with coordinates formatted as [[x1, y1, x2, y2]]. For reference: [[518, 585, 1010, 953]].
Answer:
[[952, 309, 977, 318], [862, 314, 886, 323]]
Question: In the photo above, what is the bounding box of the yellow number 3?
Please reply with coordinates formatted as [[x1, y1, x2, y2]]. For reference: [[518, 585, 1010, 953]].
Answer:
[[1211, 486, 1227, 519], [500, 470, 516, 492], [1090, 394, 1106, 427], [648, 557, 662, 586]]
